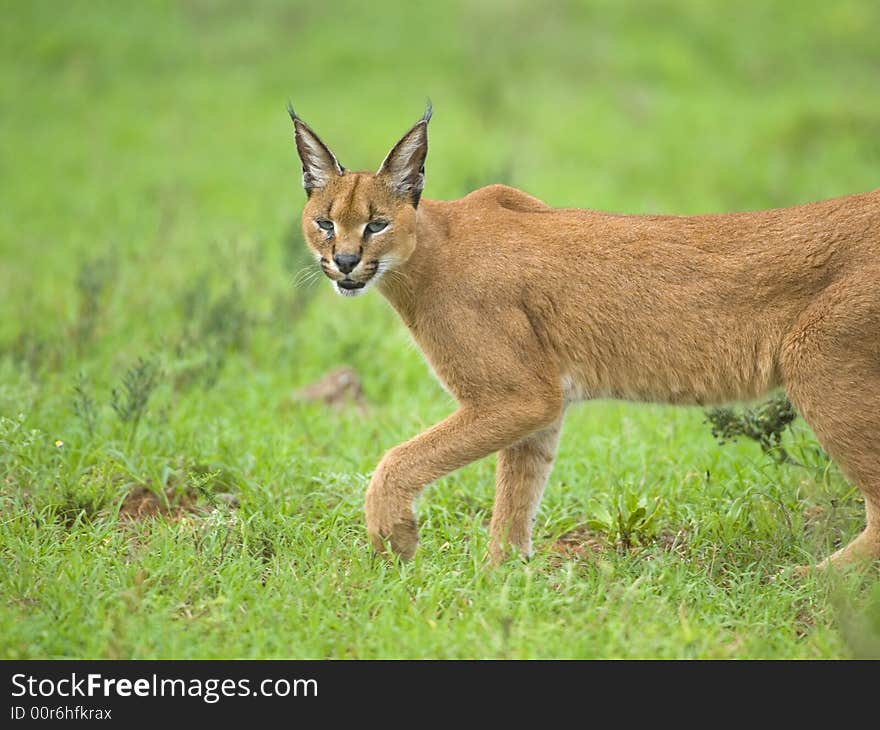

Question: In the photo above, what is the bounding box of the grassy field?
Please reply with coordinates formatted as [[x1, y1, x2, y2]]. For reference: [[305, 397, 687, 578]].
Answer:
[[2, 0, 880, 659]]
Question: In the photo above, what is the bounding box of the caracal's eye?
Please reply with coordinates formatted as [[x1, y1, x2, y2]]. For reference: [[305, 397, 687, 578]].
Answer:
[[365, 220, 388, 234], [316, 219, 334, 232]]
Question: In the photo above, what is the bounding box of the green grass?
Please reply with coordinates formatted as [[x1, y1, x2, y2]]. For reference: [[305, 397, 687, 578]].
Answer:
[[2, 0, 880, 659]]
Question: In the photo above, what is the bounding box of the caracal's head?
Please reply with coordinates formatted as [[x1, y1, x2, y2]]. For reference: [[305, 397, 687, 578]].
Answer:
[[288, 104, 432, 298]]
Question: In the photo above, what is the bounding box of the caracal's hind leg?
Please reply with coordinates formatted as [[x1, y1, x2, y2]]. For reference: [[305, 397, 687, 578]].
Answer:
[[489, 418, 564, 564], [782, 277, 880, 571]]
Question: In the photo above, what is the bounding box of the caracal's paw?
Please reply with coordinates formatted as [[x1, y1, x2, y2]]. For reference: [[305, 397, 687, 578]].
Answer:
[[795, 530, 880, 578], [370, 516, 419, 561], [487, 538, 532, 567], [791, 559, 871, 580], [365, 493, 419, 561], [791, 564, 815, 580]]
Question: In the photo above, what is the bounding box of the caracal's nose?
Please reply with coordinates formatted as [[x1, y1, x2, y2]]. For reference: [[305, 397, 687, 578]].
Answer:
[[333, 253, 360, 274]]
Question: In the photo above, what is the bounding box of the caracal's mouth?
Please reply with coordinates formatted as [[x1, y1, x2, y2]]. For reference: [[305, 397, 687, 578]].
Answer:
[[333, 273, 375, 298], [329, 259, 394, 298], [337, 279, 365, 291]]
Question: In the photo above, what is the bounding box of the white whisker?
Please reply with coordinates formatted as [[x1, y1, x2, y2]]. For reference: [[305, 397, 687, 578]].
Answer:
[[292, 265, 322, 289]]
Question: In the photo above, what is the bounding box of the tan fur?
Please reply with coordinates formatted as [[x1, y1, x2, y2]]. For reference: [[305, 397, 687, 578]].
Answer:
[[290, 107, 880, 570]]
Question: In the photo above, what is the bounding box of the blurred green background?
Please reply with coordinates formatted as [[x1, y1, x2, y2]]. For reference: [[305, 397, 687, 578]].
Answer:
[[2, 0, 880, 658], [3, 0, 880, 327]]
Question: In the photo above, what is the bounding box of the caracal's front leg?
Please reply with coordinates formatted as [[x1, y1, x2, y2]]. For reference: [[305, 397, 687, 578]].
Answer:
[[365, 398, 562, 560], [489, 418, 564, 564]]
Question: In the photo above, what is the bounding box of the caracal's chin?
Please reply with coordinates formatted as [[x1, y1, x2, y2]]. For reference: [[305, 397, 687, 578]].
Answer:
[[332, 274, 382, 298], [334, 281, 366, 298]]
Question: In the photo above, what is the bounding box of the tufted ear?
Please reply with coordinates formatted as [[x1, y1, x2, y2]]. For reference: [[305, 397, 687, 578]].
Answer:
[[376, 102, 432, 206], [287, 104, 344, 195]]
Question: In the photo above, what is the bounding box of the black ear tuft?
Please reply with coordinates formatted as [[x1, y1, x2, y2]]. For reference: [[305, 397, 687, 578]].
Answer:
[[377, 105, 433, 207], [287, 105, 344, 195]]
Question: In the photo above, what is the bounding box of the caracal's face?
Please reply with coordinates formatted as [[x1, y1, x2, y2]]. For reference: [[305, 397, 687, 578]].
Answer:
[[300, 173, 418, 298], [290, 105, 431, 298]]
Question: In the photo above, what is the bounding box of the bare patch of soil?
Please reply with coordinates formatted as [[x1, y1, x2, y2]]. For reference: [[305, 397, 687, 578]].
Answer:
[[548, 526, 606, 560], [655, 528, 689, 557], [293, 365, 366, 412], [119, 485, 207, 521], [547, 526, 689, 565]]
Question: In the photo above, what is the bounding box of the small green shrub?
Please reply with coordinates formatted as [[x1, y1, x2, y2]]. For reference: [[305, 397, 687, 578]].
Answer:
[[111, 356, 161, 443], [704, 393, 800, 465], [72, 256, 115, 351], [71, 372, 98, 439], [586, 490, 662, 550]]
